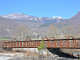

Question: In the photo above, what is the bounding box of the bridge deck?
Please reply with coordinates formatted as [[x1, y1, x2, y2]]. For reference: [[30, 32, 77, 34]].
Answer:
[[1, 36, 80, 49]]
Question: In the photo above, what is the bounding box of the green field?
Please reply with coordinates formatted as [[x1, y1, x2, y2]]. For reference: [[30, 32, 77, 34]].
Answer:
[[0, 38, 7, 41]]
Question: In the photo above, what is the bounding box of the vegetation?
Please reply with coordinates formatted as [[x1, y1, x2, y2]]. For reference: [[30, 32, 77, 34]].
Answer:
[[48, 24, 58, 37], [0, 38, 7, 41], [0, 23, 79, 40], [13, 24, 31, 41], [37, 40, 46, 51], [39, 23, 52, 27]]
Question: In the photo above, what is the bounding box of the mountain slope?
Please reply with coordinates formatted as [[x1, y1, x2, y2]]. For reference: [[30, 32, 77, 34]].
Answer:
[[0, 16, 18, 28], [0, 16, 20, 37], [58, 11, 80, 27]]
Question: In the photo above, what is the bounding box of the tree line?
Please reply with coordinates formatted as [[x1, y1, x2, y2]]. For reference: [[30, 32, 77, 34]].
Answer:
[[0, 23, 80, 40]]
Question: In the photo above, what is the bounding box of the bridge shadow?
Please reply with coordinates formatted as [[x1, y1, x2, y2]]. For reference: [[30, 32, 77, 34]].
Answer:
[[48, 48, 78, 59]]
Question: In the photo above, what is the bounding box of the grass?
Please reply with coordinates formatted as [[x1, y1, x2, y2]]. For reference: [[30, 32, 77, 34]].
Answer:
[[0, 38, 7, 41]]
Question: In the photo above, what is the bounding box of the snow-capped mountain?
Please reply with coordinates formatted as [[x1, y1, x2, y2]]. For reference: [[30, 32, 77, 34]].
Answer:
[[52, 16, 64, 19], [1, 13, 32, 20], [1, 13, 65, 24]]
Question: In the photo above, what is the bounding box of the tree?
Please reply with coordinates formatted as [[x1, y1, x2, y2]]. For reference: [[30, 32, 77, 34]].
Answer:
[[13, 24, 31, 41], [37, 40, 46, 51], [48, 24, 58, 37], [37, 40, 46, 57], [62, 25, 76, 38]]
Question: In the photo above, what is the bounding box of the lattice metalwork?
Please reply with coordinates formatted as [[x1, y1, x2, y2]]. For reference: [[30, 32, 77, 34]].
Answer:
[[2, 36, 80, 49]]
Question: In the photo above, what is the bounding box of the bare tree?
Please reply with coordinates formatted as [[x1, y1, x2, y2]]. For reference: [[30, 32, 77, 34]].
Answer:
[[62, 25, 76, 38], [48, 24, 58, 37], [13, 24, 31, 41]]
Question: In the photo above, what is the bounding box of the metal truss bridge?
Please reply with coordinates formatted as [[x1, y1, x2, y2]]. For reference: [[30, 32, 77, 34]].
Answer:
[[1, 36, 80, 49]]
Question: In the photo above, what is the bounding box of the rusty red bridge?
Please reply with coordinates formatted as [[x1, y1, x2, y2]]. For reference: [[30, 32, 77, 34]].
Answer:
[[1, 36, 80, 49]]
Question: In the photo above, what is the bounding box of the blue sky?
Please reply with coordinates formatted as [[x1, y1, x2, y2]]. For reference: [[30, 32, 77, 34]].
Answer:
[[0, 0, 80, 19]]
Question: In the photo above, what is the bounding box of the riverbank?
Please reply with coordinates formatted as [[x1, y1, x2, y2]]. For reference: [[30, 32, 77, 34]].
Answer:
[[0, 51, 79, 60]]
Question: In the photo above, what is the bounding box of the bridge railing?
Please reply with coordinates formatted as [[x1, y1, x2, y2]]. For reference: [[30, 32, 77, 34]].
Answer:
[[2, 36, 80, 48]]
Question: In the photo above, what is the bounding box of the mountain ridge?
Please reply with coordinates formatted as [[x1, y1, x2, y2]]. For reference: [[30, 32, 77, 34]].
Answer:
[[1, 13, 64, 20], [1, 13, 65, 24], [0, 11, 80, 28], [58, 11, 80, 27]]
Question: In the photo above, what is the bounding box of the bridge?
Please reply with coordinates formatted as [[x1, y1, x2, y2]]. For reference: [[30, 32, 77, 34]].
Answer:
[[1, 36, 80, 49]]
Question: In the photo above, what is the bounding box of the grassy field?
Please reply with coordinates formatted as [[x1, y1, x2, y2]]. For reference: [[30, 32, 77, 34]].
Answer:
[[0, 38, 7, 41]]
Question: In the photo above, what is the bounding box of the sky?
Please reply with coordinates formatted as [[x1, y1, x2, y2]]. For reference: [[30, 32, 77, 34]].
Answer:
[[0, 0, 80, 19]]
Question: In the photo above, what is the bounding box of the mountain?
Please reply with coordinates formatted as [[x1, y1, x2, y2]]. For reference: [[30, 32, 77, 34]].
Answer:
[[59, 11, 80, 27], [1, 13, 65, 24], [0, 16, 19, 37], [0, 11, 80, 38], [1, 11, 80, 28], [0, 16, 18, 28], [70, 11, 80, 19]]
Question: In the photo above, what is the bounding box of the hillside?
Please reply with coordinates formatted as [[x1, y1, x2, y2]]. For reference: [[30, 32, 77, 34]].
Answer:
[[58, 11, 80, 28], [0, 16, 19, 37], [0, 16, 18, 28]]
